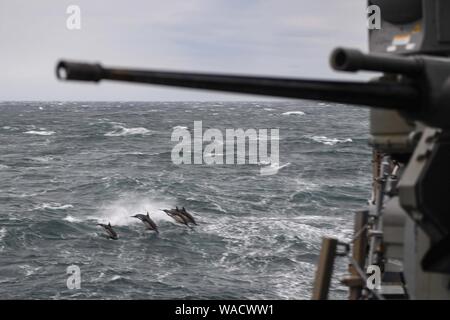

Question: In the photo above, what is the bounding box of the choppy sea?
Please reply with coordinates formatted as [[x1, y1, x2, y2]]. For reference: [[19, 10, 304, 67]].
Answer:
[[0, 101, 371, 299]]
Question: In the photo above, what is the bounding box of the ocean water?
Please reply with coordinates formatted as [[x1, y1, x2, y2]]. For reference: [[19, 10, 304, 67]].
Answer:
[[0, 101, 371, 299]]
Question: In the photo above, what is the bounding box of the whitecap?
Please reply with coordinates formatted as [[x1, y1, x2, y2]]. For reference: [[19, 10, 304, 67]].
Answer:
[[105, 125, 151, 137], [0, 227, 6, 242], [24, 130, 55, 136], [173, 125, 188, 130], [125, 151, 145, 155], [19, 265, 41, 277], [0, 227, 5, 252], [30, 156, 53, 162], [63, 215, 82, 223], [259, 163, 290, 176], [38, 203, 73, 210], [17, 190, 48, 198], [282, 111, 305, 116], [310, 135, 352, 146]]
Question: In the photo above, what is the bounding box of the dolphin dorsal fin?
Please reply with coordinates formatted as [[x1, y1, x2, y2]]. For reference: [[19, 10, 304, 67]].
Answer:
[[108, 222, 111, 227]]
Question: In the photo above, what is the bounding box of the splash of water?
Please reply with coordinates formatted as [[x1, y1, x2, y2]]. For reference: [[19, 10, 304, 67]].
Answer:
[[94, 194, 175, 226]]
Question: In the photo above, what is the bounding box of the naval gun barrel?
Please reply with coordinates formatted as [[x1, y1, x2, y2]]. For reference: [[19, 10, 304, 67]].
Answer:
[[330, 47, 423, 76], [56, 56, 421, 111]]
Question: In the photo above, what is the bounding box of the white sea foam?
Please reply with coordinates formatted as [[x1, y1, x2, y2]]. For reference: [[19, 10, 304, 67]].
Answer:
[[39, 203, 73, 210], [0, 164, 9, 169], [30, 156, 53, 162], [0, 227, 6, 252], [310, 135, 352, 145], [173, 125, 188, 130], [259, 162, 290, 176], [94, 194, 174, 226], [125, 151, 145, 155], [24, 130, 55, 136], [0, 227, 6, 241], [105, 124, 151, 137], [63, 215, 82, 223], [282, 111, 305, 116], [19, 265, 41, 277]]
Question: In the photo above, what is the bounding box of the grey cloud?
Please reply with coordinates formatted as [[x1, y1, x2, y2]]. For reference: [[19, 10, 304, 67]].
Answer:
[[0, 0, 370, 101]]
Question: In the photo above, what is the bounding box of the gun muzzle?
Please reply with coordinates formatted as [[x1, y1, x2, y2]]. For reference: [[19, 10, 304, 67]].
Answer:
[[330, 47, 423, 76], [56, 61, 104, 82]]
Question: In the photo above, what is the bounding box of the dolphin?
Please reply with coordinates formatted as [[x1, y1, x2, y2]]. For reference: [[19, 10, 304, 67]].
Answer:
[[131, 212, 159, 234], [163, 209, 191, 228], [178, 207, 197, 225], [97, 222, 118, 240]]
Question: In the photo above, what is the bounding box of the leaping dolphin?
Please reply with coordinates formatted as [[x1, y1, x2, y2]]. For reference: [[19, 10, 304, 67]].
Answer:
[[131, 212, 159, 234], [163, 209, 191, 228], [97, 222, 119, 240], [179, 207, 197, 225]]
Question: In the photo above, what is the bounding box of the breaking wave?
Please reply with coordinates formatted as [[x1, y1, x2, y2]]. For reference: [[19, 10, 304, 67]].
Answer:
[[282, 111, 305, 116], [38, 203, 73, 210], [259, 162, 291, 176], [63, 215, 82, 223], [24, 130, 55, 136], [105, 125, 151, 137], [309, 135, 352, 146], [173, 125, 188, 130]]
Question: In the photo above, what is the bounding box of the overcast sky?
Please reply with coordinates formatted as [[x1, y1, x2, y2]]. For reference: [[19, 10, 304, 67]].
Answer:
[[0, 0, 369, 101]]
